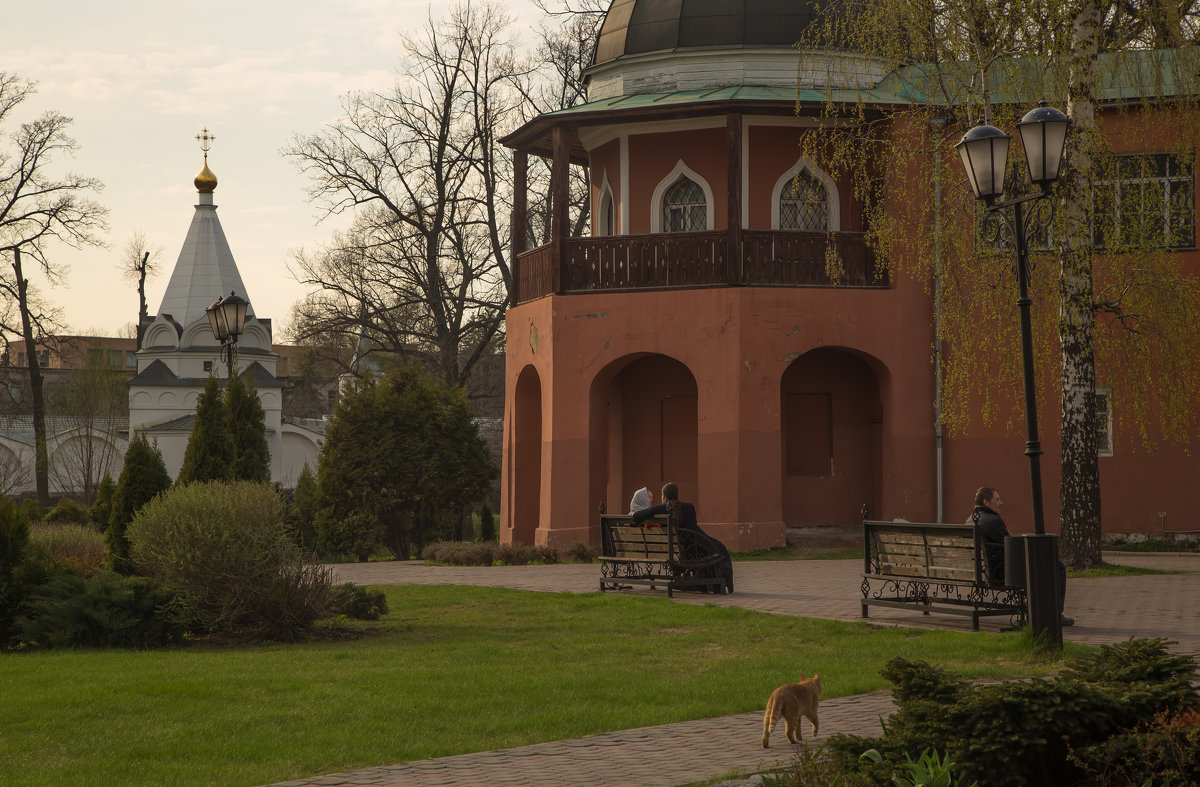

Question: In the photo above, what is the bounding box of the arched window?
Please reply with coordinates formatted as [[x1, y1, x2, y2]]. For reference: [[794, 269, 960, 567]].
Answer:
[[597, 188, 615, 236], [662, 176, 707, 233], [778, 171, 829, 232]]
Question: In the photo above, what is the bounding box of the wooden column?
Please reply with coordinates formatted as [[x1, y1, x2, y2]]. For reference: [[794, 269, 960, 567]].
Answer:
[[511, 149, 528, 306], [726, 112, 743, 285], [550, 125, 570, 294]]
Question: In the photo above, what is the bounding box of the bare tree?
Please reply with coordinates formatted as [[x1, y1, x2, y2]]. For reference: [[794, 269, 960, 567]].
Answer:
[[285, 2, 529, 390], [46, 361, 127, 502], [0, 72, 108, 506], [118, 230, 163, 347], [0, 443, 31, 496]]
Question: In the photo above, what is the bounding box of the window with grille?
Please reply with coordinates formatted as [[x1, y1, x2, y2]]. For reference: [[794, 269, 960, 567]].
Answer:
[[1093, 153, 1195, 250], [779, 171, 829, 232], [662, 177, 707, 232]]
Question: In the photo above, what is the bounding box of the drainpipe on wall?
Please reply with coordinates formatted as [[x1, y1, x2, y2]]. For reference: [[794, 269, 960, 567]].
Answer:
[[932, 115, 948, 523]]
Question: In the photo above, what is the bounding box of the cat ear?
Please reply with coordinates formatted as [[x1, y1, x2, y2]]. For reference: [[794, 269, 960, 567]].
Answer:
[[814, 673, 820, 679]]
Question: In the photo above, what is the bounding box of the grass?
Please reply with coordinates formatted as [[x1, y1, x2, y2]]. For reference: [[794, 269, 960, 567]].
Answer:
[[1068, 562, 1187, 578], [734, 545, 862, 561], [1104, 537, 1200, 553], [0, 584, 1086, 787]]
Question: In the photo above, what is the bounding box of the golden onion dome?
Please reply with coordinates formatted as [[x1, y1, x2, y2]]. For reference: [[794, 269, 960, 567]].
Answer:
[[194, 158, 218, 193]]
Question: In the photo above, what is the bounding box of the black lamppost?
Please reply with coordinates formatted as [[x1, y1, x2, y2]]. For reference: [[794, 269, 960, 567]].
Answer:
[[206, 291, 249, 381], [955, 101, 1070, 646]]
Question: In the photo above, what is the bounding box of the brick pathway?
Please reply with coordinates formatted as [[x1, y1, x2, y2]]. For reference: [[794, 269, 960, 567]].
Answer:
[[270, 551, 1200, 787]]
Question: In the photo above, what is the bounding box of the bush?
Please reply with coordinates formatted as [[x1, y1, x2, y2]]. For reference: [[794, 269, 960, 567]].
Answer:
[[1071, 707, 1200, 786], [495, 542, 543, 565], [90, 474, 115, 532], [12, 571, 183, 649], [0, 496, 31, 644], [43, 498, 90, 525], [128, 481, 332, 639], [420, 540, 497, 565], [329, 583, 389, 620], [29, 522, 107, 575], [821, 638, 1199, 787], [564, 541, 600, 563], [18, 498, 41, 523]]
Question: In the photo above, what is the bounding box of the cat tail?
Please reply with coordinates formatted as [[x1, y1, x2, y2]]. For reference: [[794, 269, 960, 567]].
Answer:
[[761, 695, 777, 748]]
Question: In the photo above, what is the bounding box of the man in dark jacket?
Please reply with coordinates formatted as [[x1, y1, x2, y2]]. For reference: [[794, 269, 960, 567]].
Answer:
[[971, 487, 1073, 626], [633, 482, 733, 593]]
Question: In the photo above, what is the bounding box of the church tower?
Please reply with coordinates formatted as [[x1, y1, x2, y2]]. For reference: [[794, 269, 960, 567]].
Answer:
[[128, 131, 285, 481]]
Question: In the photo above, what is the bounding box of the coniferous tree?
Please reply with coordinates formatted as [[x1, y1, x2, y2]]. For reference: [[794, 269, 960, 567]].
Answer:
[[226, 372, 270, 483], [108, 434, 171, 575], [290, 464, 319, 552], [316, 365, 496, 559], [177, 377, 234, 485]]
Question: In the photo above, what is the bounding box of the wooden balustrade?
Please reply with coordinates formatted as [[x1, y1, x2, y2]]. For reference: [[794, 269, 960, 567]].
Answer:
[[513, 229, 885, 303]]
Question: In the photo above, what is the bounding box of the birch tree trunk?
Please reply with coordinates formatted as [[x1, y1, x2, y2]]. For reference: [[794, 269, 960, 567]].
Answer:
[[1057, 0, 1103, 569]]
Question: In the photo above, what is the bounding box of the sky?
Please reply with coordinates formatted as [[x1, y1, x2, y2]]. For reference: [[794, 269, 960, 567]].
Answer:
[[6, 0, 543, 339]]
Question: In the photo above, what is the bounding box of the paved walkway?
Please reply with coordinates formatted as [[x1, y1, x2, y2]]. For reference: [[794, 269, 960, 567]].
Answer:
[[272, 550, 1200, 787]]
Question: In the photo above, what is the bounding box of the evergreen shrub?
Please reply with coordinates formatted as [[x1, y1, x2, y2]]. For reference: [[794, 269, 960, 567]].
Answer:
[[477, 499, 495, 542], [0, 497, 31, 644], [288, 465, 319, 552], [1071, 706, 1200, 785], [329, 583, 388, 620], [90, 474, 115, 531], [127, 481, 332, 638], [823, 638, 1199, 787], [13, 571, 183, 649], [108, 434, 172, 575]]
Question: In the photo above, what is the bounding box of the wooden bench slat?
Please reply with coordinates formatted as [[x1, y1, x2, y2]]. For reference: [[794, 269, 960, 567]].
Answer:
[[862, 519, 1026, 631], [600, 514, 726, 597]]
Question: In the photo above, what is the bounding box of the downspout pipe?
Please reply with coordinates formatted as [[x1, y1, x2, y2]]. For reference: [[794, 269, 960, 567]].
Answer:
[[932, 114, 948, 523]]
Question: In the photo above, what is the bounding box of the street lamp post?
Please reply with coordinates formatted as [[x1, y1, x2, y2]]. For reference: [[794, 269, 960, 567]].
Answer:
[[205, 291, 249, 381], [955, 102, 1071, 647]]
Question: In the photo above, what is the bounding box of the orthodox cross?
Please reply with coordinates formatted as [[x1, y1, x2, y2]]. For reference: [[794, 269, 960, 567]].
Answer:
[[196, 127, 215, 160]]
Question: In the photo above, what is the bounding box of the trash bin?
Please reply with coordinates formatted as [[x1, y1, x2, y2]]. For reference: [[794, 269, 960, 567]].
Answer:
[[1004, 535, 1027, 587]]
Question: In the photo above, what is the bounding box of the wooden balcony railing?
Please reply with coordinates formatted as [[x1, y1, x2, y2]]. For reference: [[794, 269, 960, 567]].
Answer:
[[513, 230, 886, 304]]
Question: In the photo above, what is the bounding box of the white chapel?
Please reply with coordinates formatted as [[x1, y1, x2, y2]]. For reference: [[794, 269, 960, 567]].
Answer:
[[129, 138, 321, 485]]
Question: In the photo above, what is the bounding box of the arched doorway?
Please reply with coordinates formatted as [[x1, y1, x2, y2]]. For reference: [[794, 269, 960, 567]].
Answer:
[[591, 355, 699, 514], [780, 348, 883, 526], [511, 365, 542, 545]]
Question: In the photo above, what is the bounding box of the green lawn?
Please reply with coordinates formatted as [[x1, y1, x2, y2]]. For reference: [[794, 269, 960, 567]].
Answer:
[[1, 584, 1085, 786]]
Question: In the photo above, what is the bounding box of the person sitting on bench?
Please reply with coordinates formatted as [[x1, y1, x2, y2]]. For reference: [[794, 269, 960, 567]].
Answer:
[[633, 482, 734, 594], [971, 486, 1073, 627]]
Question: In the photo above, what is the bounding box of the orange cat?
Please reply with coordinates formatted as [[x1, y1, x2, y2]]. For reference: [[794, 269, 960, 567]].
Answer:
[[761, 673, 820, 748]]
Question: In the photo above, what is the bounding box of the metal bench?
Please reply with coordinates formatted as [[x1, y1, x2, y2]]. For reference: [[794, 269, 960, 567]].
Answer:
[[599, 514, 727, 597], [861, 519, 1027, 631]]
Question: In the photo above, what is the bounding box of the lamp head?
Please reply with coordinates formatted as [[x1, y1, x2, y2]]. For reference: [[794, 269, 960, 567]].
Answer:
[[1017, 101, 1071, 186], [206, 291, 249, 343], [955, 120, 1011, 201]]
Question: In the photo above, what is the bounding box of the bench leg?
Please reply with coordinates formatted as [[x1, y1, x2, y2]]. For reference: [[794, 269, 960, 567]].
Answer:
[[861, 601, 869, 618]]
